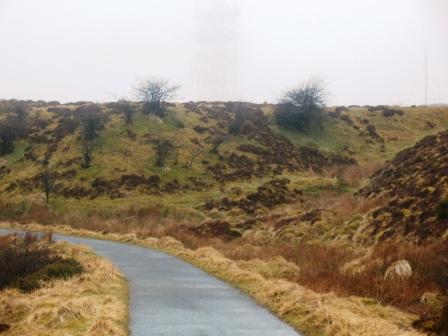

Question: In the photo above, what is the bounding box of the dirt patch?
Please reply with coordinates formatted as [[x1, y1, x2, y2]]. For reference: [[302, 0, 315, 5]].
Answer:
[[299, 209, 324, 224], [0, 324, 10, 333], [360, 124, 384, 143], [190, 220, 241, 241], [204, 178, 303, 214], [208, 126, 355, 183], [193, 125, 209, 134], [368, 106, 405, 118], [331, 107, 357, 127]]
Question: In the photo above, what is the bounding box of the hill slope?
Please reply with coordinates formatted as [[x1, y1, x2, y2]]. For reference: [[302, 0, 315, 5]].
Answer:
[[360, 130, 448, 241], [2, 100, 448, 336], [0, 99, 447, 230]]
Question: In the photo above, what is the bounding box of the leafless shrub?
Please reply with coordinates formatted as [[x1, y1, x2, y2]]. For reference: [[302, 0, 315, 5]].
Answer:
[[152, 139, 174, 167], [135, 78, 179, 117], [0, 233, 51, 290], [276, 78, 328, 131]]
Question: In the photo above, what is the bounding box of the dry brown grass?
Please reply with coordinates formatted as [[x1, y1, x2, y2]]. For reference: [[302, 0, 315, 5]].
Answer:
[[326, 163, 382, 187], [215, 237, 448, 317], [342, 241, 448, 310], [0, 237, 128, 336], [1, 222, 425, 336]]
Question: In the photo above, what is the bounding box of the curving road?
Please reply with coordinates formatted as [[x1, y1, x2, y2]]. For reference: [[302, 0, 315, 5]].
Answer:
[[0, 229, 300, 336]]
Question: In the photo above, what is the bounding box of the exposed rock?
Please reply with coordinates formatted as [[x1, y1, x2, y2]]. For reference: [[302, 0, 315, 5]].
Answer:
[[384, 260, 412, 281]]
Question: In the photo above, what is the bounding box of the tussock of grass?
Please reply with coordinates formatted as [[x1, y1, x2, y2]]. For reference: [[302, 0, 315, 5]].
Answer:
[[0, 236, 128, 336], [2, 222, 423, 336], [237, 256, 300, 280]]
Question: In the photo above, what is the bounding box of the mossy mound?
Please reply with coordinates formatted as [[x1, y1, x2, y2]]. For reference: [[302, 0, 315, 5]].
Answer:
[[361, 130, 448, 241]]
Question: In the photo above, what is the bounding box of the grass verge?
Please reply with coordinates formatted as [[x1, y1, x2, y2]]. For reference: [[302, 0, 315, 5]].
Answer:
[[0, 232, 128, 336], [0, 221, 423, 336]]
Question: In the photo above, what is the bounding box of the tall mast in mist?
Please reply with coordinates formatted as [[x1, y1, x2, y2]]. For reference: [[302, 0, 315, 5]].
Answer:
[[425, 40, 428, 106], [194, 0, 240, 101]]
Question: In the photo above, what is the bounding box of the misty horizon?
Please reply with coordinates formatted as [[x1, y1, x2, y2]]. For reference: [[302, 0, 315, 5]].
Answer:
[[0, 0, 447, 105]]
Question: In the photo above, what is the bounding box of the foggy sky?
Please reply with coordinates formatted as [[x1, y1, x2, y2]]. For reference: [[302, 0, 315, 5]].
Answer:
[[0, 0, 447, 105]]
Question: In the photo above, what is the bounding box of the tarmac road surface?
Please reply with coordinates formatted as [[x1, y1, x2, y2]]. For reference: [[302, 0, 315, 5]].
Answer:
[[0, 229, 300, 336]]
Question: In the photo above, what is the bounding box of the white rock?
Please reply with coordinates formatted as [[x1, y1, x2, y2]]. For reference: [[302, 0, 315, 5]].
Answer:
[[384, 260, 412, 281]]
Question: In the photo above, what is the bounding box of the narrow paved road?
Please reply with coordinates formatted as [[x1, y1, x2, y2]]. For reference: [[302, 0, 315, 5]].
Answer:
[[0, 229, 300, 336]]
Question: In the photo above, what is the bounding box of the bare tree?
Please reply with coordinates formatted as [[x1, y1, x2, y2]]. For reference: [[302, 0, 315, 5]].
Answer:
[[275, 78, 328, 131], [135, 78, 179, 117], [76, 104, 104, 141], [82, 142, 92, 168], [41, 162, 54, 204], [153, 139, 174, 167], [76, 104, 104, 169]]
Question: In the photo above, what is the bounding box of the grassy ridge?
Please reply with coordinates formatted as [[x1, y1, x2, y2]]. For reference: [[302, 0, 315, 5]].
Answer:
[[1, 102, 447, 225], [2, 102, 448, 335]]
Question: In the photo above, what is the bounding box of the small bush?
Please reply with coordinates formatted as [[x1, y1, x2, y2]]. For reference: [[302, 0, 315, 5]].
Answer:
[[39, 258, 84, 280], [76, 104, 105, 141], [0, 233, 84, 293], [16, 276, 41, 293], [275, 78, 327, 132], [0, 234, 52, 289], [17, 257, 84, 293]]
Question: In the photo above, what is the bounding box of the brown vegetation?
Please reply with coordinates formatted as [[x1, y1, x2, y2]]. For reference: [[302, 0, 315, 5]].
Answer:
[[0, 232, 84, 293], [1, 222, 424, 336], [1, 101, 448, 335], [0, 233, 128, 336]]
